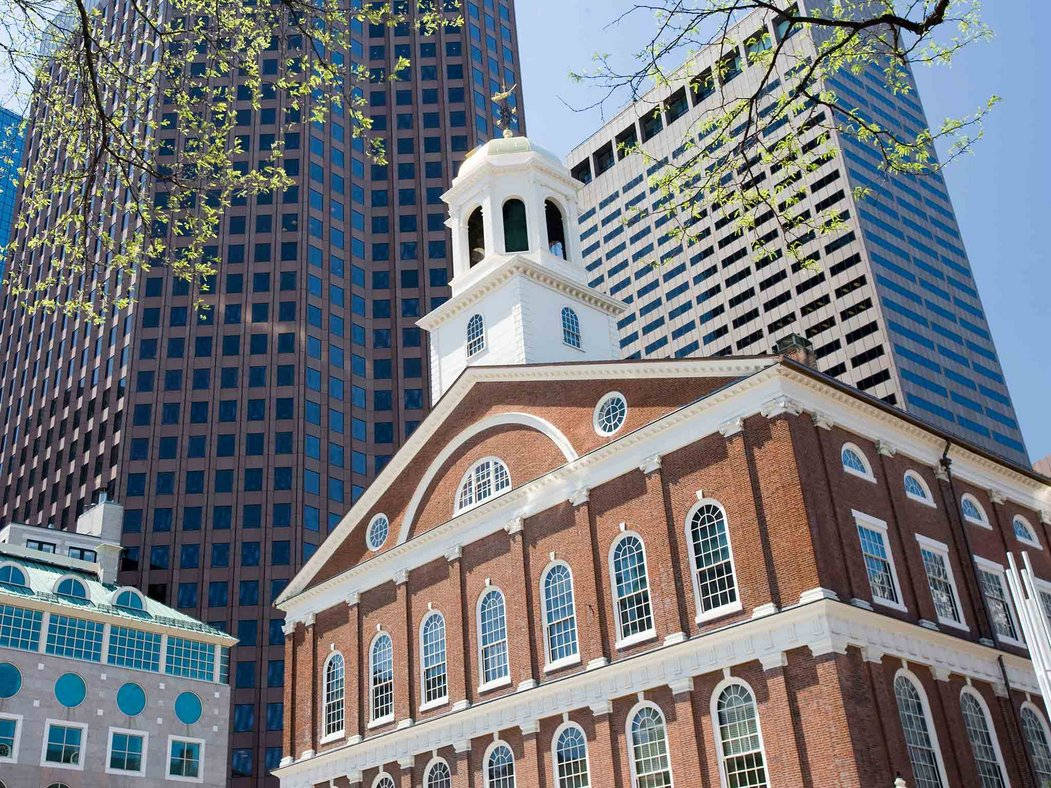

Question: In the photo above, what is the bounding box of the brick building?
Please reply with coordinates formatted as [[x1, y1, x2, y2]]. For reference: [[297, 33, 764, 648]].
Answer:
[[273, 135, 1051, 787]]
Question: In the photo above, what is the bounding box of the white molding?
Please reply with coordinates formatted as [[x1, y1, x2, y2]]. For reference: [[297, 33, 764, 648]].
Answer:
[[638, 454, 662, 475], [876, 439, 897, 457], [811, 410, 834, 430], [569, 487, 589, 507], [718, 416, 743, 438], [759, 395, 802, 419]]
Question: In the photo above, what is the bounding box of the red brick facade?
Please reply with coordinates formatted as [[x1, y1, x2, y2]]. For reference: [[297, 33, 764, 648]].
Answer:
[[275, 360, 1051, 787]]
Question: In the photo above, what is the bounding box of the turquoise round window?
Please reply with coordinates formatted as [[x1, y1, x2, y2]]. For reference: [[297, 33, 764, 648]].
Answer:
[[116, 682, 146, 716], [174, 691, 201, 725], [0, 663, 20, 698], [54, 673, 86, 708]]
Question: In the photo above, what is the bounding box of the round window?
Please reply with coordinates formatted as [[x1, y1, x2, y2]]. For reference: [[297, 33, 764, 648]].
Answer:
[[117, 682, 146, 716], [593, 392, 628, 436], [366, 514, 390, 551], [54, 673, 86, 708], [175, 691, 202, 725], [0, 663, 20, 698]]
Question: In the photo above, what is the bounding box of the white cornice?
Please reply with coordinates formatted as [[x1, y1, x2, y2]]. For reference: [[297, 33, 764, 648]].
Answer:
[[272, 599, 1039, 787]]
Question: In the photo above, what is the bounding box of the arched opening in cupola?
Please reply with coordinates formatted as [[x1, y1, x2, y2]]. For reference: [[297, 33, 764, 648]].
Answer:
[[502, 199, 528, 252], [545, 200, 567, 259], [467, 206, 485, 267]]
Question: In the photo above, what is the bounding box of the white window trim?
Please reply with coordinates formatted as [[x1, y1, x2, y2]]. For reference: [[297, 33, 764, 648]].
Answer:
[[368, 630, 395, 727], [372, 771, 397, 788], [466, 313, 487, 359], [366, 513, 390, 552], [319, 650, 346, 744], [685, 499, 743, 624], [960, 686, 1010, 783], [608, 531, 657, 650], [1013, 515, 1043, 550], [418, 610, 449, 711], [105, 726, 148, 777], [0, 712, 22, 764], [593, 391, 628, 437], [166, 734, 205, 783], [853, 510, 907, 612], [476, 585, 511, 692], [483, 738, 516, 788], [423, 756, 453, 786], [710, 678, 768, 788], [973, 555, 1027, 649], [625, 700, 674, 788], [40, 718, 88, 771], [551, 720, 591, 788], [539, 560, 581, 673], [1021, 701, 1051, 764], [914, 534, 968, 631], [560, 306, 583, 352], [841, 442, 876, 483], [454, 456, 512, 515], [894, 669, 950, 788], [961, 493, 991, 529], [903, 470, 936, 508]]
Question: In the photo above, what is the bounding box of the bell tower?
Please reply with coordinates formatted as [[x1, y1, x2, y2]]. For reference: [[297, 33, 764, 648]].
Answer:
[[418, 134, 627, 402]]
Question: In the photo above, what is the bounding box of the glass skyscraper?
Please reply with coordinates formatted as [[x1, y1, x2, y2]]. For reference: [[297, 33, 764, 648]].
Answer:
[[0, 108, 24, 275], [0, 1, 523, 784]]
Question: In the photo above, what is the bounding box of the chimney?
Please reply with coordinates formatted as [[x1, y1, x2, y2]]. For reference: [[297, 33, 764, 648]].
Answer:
[[773, 333, 817, 368]]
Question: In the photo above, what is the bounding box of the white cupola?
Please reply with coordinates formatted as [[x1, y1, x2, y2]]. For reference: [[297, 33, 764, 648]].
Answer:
[[418, 134, 627, 401]]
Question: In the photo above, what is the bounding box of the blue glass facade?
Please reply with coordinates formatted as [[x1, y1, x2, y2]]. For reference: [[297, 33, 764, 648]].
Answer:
[[0, 108, 23, 273]]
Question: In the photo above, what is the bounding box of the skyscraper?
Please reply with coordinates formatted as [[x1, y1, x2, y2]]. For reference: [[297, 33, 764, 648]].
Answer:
[[566, 6, 1027, 464], [0, 108, 24, 273], [0, 0, 524, 783]]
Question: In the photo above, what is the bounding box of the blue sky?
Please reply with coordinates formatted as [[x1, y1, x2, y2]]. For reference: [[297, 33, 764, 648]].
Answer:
[[516, 2, 1051, 465]]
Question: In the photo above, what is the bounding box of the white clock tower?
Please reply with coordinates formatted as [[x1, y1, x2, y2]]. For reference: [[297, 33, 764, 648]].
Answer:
[[418, 134, 627, 402]]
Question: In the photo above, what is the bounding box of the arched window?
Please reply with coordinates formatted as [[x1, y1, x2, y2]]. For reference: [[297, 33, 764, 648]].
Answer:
[[687, 501, 739, 619], [502, 198, 528, 252], [466, 314, 486, 357], [611, 534, 654, 643], [55, 577, 88, 601], [114, 589, 145, 612], [546, 200, 567, 259], [960, 689, 1007, 787], [478, 588, 509, 686], [1020, 705, 1051, 784], [714, 682, 768, 788], [468, 206, 485, 266], [322, 652, 345, 738], [373, 774, 396, 788], [420, 612, 448, 705], [425, 759, 453, 788], [893, 673, 947, 788], [904, 471, 934, 506], [0, 565, 27, 588], [628, 705, 672, 787], [455, 457, 511, 513], [553, 723, 590, 787], [1013, 515, 1041, 548], [841, 442, 874, 481], [541, 563, 578, 666], [961, 494, 989, 527], [370, 633, 394, 723], [486, 742, 515, 788], [561, 307, 581, 349]]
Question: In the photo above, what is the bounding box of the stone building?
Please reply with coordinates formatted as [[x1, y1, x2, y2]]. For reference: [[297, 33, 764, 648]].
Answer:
[[273, 135, 1051, 787], [0, 500, 235, 787]]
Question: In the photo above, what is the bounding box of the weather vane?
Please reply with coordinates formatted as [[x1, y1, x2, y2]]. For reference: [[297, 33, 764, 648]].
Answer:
[[491, 83, 518, 138]]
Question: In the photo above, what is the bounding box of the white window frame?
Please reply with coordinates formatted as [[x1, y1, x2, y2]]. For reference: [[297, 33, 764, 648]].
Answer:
[[483, 739, 516, 788], [455, 457, 512, 514], [540, 561, 581, 672], [1013, 515, 1042, 550], [477, 586, 511, 693], [959, 686, 1009, 785], [418, 610, 449, 712], [0, 712, 22, 763], [593, 391, 628, 437], [625, 701, 674, 788], [423, 756, 453, 788], [560, 306, 582, 350], [367, 631, 395, 727], [841, 442, 876, 482], [973, 555, 1026, 649], [166, 735, 205, 783], [372, 772, 397, 788], [320, 650, 346, 743], [551, 720, 591, 788], [961, 493, 991, 529], [608, 531, 657, 650], [40, 719, 88, 771], [685, 499, 742, 623], [52, 574, 89, 600], [854, 510, 906, 612], [105, 726, 148, 777], [710, 678, 769, 788], [893, 669, 949, 788], [365, 513, 390, 552], [1033, 577, 1051, 634], [903, 470, 936, 508], [1020, 701, 1051, 782], [915, 534, 968, 631]]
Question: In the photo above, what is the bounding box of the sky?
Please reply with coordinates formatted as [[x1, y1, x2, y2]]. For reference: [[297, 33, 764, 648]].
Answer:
[[515, 2, 1051, 465]]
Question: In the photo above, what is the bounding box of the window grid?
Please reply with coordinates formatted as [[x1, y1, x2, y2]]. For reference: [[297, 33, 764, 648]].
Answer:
[[595, 393, 627, 435], [324, 653, 345, 736], [960, 693, 1005, 788], [108, 626, 162, 671], [457, 458, 511, 512], [426, 760, 452, 788], [904, 473, 929, 501], [375, 776, 396, 788], [717, 684, 768, 788], [371, 634, 394, 721], [165, 637, 216, 681], [46, 614, 104, 662], [561, 307, 581, 348], [45, 723, 83, 765], [894, 676, 944, 788], [1014, 517, 1038, 545], [689, 503, 738, 614], [919, 548, 962, 625], [486, 743, 515, 788], [613, 536, 653, 640], [109, 731, 145, 773], [0, 717, 15, 759], [169, 738, 201, 778], [841, 446, 869, 475], [421, 613, 448, 703], [543, 565, 578, 664], [630, 707, 672, 787], [555, 725, 590, 788], [1021, 708, 1051, 784], [977, 568, 1018, 642], [0, 604, 41, 651], [467, 314, 485, 356], [479, 590, 509, 684], [857, 524, 898, 604]]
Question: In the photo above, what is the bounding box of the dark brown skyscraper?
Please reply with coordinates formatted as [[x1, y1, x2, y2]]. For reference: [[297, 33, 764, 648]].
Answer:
[[0, 0, 524, 783]]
